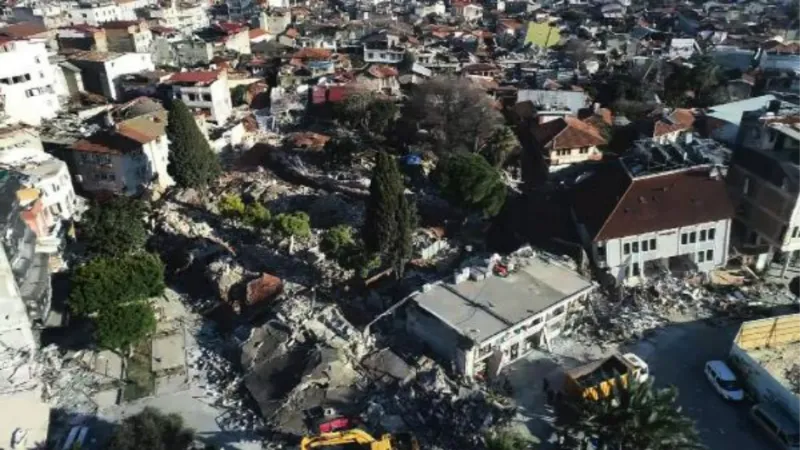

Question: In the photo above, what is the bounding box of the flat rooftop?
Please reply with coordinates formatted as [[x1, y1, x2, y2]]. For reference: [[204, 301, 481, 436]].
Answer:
[[413, 256, 594, 343], [746, 342, 800, 396]]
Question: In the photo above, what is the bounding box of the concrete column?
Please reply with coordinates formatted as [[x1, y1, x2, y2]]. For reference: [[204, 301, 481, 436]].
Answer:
[[780, 250, 792, 278]]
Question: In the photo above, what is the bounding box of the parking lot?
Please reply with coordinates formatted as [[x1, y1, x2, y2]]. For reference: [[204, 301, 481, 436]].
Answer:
[[504, 318, 775, 450]]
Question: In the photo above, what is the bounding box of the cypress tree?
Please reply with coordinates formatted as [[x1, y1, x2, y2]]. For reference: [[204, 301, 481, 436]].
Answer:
[[363, 152, 403, 254], [166, 99, 221, 188], [390, 193, 416, 278]]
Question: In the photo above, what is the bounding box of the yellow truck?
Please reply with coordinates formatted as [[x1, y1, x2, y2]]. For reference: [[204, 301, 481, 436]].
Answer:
[[563, 353, 649, 401], [301, 429, 419, 450]]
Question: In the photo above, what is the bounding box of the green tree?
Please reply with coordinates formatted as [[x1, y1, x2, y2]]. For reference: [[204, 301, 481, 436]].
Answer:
[[334, 92, 398, 135], [218, 193, 245, 218], [94, 303, 157, 350], [390, 194, 416, 277], [80, 197, 147, 257], [243, 202, 271, 228], [324, 136, 359, 165], [434, 153, 507, 217], [320, 225, 355, 258], [550, 376, 704, 450], [408, 76, 502, 153], [273, 211, 311, 239], [231, 85, 248, 107], [106, 407, 195, 450], [167, 99, 221, 188], [482, 126, 519, 168], [485, 428, 533, 450], [363, 152, 403, 254], [69, 253, 165, 315]]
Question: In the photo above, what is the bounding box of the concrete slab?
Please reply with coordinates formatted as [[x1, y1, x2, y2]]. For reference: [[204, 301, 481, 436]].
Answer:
[[81, 350, 124, 379], [152, 334, 185, 373], [0, 391, 50, 450], [92, 388, 120, 409]]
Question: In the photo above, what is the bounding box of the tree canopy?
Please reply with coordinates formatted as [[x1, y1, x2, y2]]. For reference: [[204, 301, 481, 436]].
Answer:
[[69, 252, 165, 315], [69, 252, 164, 351], [549, 376, 704, 450], [273, 211, 311, 239], [407, 76, 502, 153], [167, 99, 221, 188], [320, 225, 355, 258], [79, 197, 147, 257], [106, 407, 195, 450], [334, 92, 398, 135], [434, 153, 507, 217], [482, 127, 519, 168]]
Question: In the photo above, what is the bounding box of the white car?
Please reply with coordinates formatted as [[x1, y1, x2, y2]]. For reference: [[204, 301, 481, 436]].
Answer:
[[705, 360, 745, 401], [622, 353, 649, 382]]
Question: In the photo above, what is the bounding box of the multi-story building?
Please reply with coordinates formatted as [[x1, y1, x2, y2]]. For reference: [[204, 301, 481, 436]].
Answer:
[[406, 253, 596, 379], [0, 124, 76, 223], [151, 29, 214, 67], [530, 116, 607, 170], [68, 97, 173, 196], [57, 25, 109, 52], [67, 1, 122, 26], [67, 51, 155, 100], [725, 100, 800, 269], [195, 22, 251, 55], [572, 136, 735, 282], [362, 32, 405, 64], [12, 4, 71, 30], [101, 20, 153, 53], [167, 70, 232, 124], [114, 0, 155, 21], [0, 39, 60, 126], [146, 1, 210, 35], [259, 10, 291, 34], [226, 0, 255, 20]]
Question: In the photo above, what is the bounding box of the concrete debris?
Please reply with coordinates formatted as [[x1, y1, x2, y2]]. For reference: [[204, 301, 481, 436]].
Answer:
[[206, 255, 251, 304], [571, 271, 790, 346], [38, 345, 120, 414]]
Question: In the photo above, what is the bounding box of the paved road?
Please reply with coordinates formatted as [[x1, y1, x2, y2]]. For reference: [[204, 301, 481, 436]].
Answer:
[[627, 319, 772, 450], [505, 318, 775, 450]]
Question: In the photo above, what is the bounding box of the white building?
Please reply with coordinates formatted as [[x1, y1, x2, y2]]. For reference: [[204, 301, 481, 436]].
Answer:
[[573, 138, 735, 282], [453, 3, 483, 21], [0, 124, 76, 221], [114, 0, 156, 21], [67, 51, 154, 101], [147, 2, 210, 34], [167, 70, 232, 124], [414, 0, 446, 17], [0, 39, 60, 126], [67, 1, 122, 26], [69, 98, 174, 195], [407, 253, 596, 379], [668, 38, 700, 59]]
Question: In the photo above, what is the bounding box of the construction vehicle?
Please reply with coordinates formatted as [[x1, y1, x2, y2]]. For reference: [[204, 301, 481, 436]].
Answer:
[[301, 429, 419, 450], [562, 352, 649, 401]]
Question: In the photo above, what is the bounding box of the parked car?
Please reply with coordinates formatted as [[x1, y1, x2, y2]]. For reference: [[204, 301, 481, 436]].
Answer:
[[750, 404, 800, 450], [621, 353, 649, 382], [704, 360, 744, 401]]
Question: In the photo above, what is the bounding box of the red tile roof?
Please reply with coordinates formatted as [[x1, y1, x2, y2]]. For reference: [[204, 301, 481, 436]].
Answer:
[[652, 108, 695, 137], [168, 70, 221, 85], [291, 47, 332, 60], [367, 65, 398, 78], [572, 164, 735, 242], [214, 21, 247, 35], [150, 25, 177, 35], [0, 22, 47, 39], [534, 116, 607, 150], [249, 28, 268, 40]]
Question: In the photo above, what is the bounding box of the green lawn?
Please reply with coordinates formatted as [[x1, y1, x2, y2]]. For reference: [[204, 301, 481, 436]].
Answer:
[[123, 340, 155, 401]]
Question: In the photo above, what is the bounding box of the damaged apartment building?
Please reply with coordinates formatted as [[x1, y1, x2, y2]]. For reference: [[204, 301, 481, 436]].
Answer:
[[571, 135, 735, 283], [724, 99, 800, 271], [406, 251, 596, 379]]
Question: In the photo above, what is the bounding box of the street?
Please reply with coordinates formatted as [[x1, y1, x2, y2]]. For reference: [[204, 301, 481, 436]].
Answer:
[[504, 318, 774, 450]]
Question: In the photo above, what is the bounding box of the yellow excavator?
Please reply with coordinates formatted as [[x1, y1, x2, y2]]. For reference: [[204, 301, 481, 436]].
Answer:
[[300, 429, 420, 450]]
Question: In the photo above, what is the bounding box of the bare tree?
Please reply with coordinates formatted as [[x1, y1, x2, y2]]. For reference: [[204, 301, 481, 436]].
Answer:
[[407, 76, 502, 153]]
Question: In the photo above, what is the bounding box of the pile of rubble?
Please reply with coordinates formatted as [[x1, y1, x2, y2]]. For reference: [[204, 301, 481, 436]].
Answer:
[[362, 367, 517, 449], [187, 323, 264, 433], [571, 271, 792, 346]]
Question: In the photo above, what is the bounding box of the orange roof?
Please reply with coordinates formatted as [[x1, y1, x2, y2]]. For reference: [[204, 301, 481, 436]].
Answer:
[[367, 65, 398, 78], [292, 47, 332, 60], [249, 28, 268, 39], [534, 116, 607, 150], [289, 132, 330, 150], [652, 108, 694, 137], [0, 21, 47, 38]]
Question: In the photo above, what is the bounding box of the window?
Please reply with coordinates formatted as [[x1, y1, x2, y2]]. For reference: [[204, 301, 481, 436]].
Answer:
[[632, 263, 640, 276], [642, 240, 649, 252], [706, 249, 713, 261], [743, 177, 750, 196], [690, 232, 696, 243], [632, 242, 639, 253], [681, 233, 688, 245], [700, 230, 706, 241], [793, 227, 799, 239], [579, 147, 589, 154], [698, 251, 705, 263], [35, 56, 41, 64], [187, 93, 198, 101], [202, 93, 211, 101], [708, 228, 716, 240], [649, 238, 656, 250], [23, 73, 30, 81]]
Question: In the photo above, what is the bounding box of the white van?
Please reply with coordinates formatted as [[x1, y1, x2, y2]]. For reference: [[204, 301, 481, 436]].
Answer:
[[704, 360, 744, 401], [750, 404, 800, 450]]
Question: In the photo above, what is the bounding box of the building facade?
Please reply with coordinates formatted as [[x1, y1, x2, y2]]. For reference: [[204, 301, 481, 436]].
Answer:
[[102, 20, 153, 53], [0, 39, 60, 127], [167, 70, 232, 124], [67, 51, 155, 100]]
